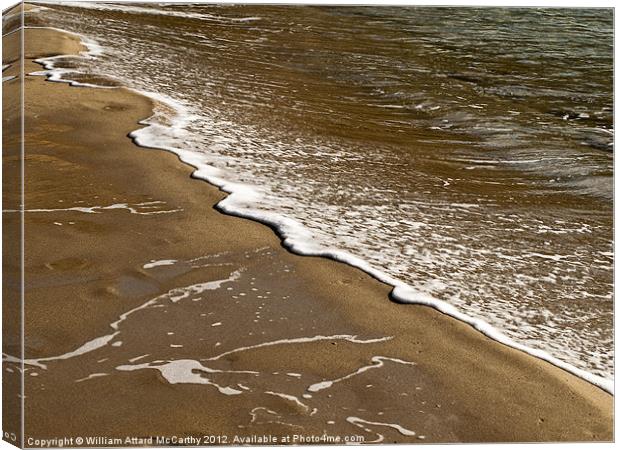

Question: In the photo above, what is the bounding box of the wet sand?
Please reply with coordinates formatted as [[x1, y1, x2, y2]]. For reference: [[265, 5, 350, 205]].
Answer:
[[2, 27, 613, 445]]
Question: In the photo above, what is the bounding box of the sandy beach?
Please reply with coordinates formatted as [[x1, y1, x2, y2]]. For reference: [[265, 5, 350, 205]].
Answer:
[[2, 24, 613, 445]]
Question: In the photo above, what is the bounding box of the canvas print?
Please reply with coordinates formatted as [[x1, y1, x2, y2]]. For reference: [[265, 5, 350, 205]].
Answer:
[[2, 1, 613, 446]]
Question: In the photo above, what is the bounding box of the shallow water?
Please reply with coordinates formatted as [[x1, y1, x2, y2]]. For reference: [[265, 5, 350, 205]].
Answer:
[[27, 3, 613, 381]]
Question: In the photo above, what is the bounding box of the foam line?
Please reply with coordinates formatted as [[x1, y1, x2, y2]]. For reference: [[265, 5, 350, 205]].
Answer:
[[75, 372, 109, 383], [307, 356, 416, 393], [5, 202, 182, 215], [31, 24, 614, 395], [346, 416, 417, 443], [264, 391, 311, 413], [205, 335, 392, 362], [26, 26, 109, 89]]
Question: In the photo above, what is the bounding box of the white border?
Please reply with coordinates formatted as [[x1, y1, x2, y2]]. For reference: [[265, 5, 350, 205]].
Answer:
[[0, 1, 616, 450]]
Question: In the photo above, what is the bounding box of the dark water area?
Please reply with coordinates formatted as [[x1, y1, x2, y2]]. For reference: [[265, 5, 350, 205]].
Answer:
[[26, 2, 613, 381]]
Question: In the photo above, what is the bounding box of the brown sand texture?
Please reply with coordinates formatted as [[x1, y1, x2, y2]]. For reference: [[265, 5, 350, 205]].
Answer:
[[1, 26, 613, 445]]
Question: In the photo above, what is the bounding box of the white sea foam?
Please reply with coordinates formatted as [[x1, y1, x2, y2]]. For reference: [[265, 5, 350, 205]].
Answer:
[[205, 335, 392, 363], [346, 416, 417, 443], [116, 360, 250, 395], [75, 372, 109, 383], [143, 259, 177, 269], [26, 25, 107, 89], [128, 354, 150, 363], [2, 64, 15, 82], [29, 23, 614, 395], [248, 407, 302, 430], [307, 356, 416, 394], [5, 201, 181, 215], [265, 391, 311, 413]]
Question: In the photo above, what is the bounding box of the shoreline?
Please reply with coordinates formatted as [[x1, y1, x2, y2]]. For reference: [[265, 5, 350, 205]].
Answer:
[[52, 24, 613, 395], [5, 25, 614, 443]]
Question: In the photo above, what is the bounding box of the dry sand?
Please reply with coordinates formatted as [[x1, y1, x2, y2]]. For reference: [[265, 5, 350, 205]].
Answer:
[[2, 27, 613, 445]]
